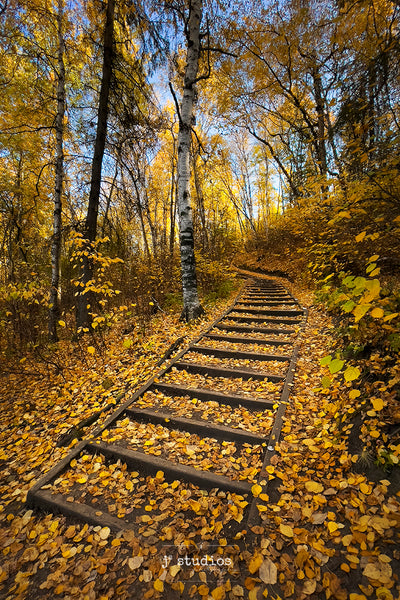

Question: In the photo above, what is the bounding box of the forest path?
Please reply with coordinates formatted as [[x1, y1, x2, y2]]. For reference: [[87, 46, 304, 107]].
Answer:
[[2, 273, 399, 599], [27, 276, 307, 533]]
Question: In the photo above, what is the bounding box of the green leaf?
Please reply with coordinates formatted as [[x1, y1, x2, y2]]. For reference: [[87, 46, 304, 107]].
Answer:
[[329, 359, 345, 374], [342, 300, 356, 313], [321, 376, 332, 388], [342, 276, 355, 288], [344, 366, 361, 382], [353, 276, 367, 288], [320, 355, 332, 366]]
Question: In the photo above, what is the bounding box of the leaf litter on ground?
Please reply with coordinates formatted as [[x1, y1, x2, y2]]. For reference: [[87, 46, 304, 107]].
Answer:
[[1, 278, 400, 599]]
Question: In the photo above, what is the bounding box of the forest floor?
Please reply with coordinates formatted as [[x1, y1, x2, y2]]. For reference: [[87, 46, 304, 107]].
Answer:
[[0, 269, 399, 600]]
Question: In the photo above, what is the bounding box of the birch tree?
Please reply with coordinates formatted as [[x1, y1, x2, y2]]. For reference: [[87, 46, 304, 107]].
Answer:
[[173, 0, 205, 321]]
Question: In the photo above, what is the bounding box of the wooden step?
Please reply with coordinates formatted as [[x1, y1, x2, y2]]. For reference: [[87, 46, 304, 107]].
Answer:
[[124, 406, 267, 444], [203, 333, 292, 346], [29, 490, 131, 532], [150, 382, 276, 409], [238, 300, 297, 306], [224, 315, 302, 325], [87, 442, 252, 494], [232, 308, 303, 317], [215, 324, 296, 335], [190, 344, 291, 362], [172, 361, 285, 382]]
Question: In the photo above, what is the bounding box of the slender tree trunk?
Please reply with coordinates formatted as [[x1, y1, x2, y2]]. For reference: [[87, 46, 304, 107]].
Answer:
[[192, 147, 209, 252], [169, 131, 177, 262], [49, 0, 65, 342], [176, 0, 204, 321], [311, 63, 328, 179], [101, 163, 118, 238], [76, 0, 115, 329]]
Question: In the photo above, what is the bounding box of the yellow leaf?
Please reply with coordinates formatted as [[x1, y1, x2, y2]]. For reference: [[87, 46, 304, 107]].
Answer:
[[170, 564, 181, 577], [155, 471, 164, 480], [58, 320, 66, 327], [251, 484, 262, 497], [355, 231, 366, 242], [99, 527, 110, 540], [372, 398, 384, 411], [211, 585, 226, 600], [341, 563, 350, 573], [370, 307, 384, 318], [327, 522, 338, 533], [77, 477, 87, 484], [383, 313, 398, 322], [305, 481, 323, 494], [248, 553, 264, 574], [249, 588, 260, 600], [154, 579, 164, 592], [189, 500, 201, 513], [87, 346, 95, 354], [349, 390, 361, 400], [198, 585, 210, 596], [279, 524, 294, 538], [353, 304, 371, 322], [360, 482, 371, 495]]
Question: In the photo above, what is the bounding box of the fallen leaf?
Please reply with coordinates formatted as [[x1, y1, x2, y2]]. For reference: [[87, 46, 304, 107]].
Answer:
[[259, 557, 277, 584]]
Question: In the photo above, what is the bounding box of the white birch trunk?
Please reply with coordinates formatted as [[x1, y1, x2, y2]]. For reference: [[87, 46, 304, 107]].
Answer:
[[49, 0, 65, 341], [176, 0, 204, 321]]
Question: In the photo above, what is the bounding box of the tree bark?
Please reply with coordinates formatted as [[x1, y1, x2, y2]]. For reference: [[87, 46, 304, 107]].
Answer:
[[76, 0, 115, 329], [176, 0, 204, 321], [49, 0, 65, 342]]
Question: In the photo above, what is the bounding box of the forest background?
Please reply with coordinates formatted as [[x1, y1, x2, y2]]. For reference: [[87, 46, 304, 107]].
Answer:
[[1, 0, 400, 598], [1, 0, 400, 481]]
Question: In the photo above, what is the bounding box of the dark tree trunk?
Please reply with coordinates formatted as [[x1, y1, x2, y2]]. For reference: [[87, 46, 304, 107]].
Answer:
[[49, 0, 66, 342], [76, 0, 115, 329]]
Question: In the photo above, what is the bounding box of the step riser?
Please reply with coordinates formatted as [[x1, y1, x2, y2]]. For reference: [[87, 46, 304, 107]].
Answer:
[[151, 383, 276, 409], [189, 345, 291, 362], [88, 442, 252, 494], [203, 333, 291, 346], [215, 324, 296, 335], [124, 407, 266, 444], [232, 308, 303, 316], [224, 316, 302, 325], [172, 361, 285, 382]]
